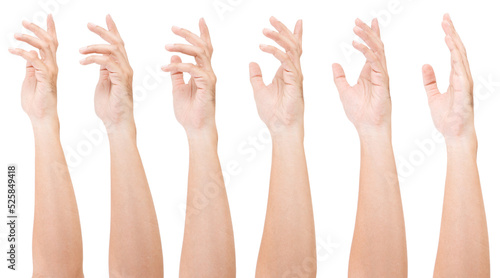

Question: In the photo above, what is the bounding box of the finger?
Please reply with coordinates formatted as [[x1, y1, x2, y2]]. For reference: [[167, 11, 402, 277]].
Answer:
[[79, 55, 119, 71], [355, 18, 383, 53], [25, 50, 38, 77], [352, 41, 382, 72], [8, 48, 44, 69], [199, 18, 213, 51], [79, 44, 122, 56], [161, 61, 204, 77], [14, 33, 44, 49], [171, 26, 205, 47], [442, 14, 466, 57], [422, 64, 440, 98], [106, 14, 124, 42], [22, 20, 51, 41], [444, 35, 466, 77], [371, 18, 381, 38], [263, 28, 296, 53], [249, 62, 265, 91], [165, 43, 209, 63], [293, 19, 303, 43], [259, 44, 291, 65], [442, 14, 470, 76], [166, 55, 185, 87], [269, 16, 294, 40], [87, 22, 120, 45], [47, 14, 57, 38], [332, 63, 351, 93]]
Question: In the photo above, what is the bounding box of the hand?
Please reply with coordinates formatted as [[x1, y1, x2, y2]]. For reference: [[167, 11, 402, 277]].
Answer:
[[9, 15, 59, 126], [162, 18, 216, 136], [249, 17, 304, 137], [332, 18, 391, 137], [422, 14, 475, 141], [80, 14, 134, 133]]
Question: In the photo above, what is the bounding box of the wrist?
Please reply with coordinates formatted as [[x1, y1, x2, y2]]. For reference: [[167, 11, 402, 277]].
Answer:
[[31, 116, 60, 137], [445, 131, 478, 155], [106, 121, 137, 144], [186, 125, 218, 147], [269, 123, 304, 141]]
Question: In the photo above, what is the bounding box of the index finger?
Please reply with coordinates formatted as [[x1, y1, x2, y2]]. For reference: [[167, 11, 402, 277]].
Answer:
[[270, 16, 294, 39], [88, 22, 121, 45], [22, 20, 51, 41]]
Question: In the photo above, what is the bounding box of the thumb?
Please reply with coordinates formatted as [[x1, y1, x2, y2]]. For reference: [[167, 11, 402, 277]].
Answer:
[[169, 55, 185, 88], [98, 64, 110, 83], [332, 63, 350, 93], [25, 50, 38, 78], [422, 64, 440, 99], [249, 62, 265, 91]]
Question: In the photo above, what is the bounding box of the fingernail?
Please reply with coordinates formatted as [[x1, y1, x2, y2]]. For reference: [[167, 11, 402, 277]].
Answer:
[[263, 28, 272, 33], [8, 47, 15, 52], [79, 58, 85, 64], [165, 44, 174, 49], [88, 22, 96, 28], [355, 18, 362, 24], [79, 47, 87, 52], [22, 20, 30, 26], [172, 26, 181, 32], [259, 44, 266, 49], [14, 33, 22, 38], [270, 16, 276, 21]]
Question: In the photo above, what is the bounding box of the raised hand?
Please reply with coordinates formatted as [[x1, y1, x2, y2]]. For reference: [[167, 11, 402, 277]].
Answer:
[[425, 14, 489, 278], [9, 15, 59, 126], [249, 17, 304, 136], [164, 19, 236, 277], [10, 15, 84, 277], [332, 18, 391, 136], [80, 14, 134, 132], [333, 18, 407, 277], [422, 13, 475, 141], [162, 18, 216, 135]]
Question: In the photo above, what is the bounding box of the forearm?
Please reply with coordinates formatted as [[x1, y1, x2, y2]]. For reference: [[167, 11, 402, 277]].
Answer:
[[434, 135, 489, 277], [32, 121, 83, 277], [180, 129, 235, 277], [108, 126, 163, 277], [349, 131, 407, 277], [256, 132, 316, 278]]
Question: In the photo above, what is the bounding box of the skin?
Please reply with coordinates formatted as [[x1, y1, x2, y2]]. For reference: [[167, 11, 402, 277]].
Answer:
[[332, 18, 407, 277], [249, 17, 317, 278], [162, 18, 236, 277], [80, 15, 163, 277], [422, 14, 489, 278], [9, 15, 84, 278]]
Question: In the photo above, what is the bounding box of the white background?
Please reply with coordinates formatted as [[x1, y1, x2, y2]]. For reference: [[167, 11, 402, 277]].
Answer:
[[0, 0, 499, 277]]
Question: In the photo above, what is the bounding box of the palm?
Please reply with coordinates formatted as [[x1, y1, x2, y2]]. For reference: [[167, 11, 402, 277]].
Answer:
[[254, 65, 303, 129], [428, 80, 473, 137], [94, 67, 133, 127], [21, 65, 57, 120], [341, 63, 391, 128], [173, 76, 215, 130]]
